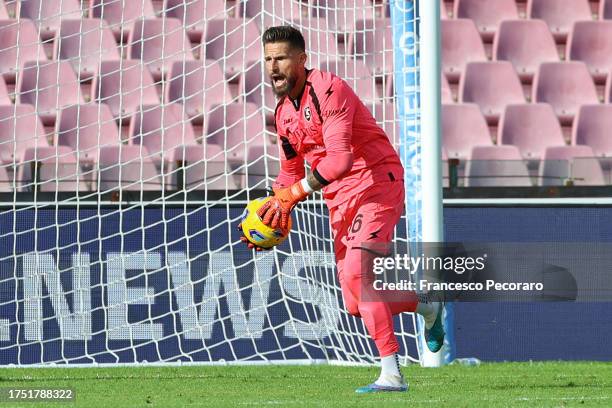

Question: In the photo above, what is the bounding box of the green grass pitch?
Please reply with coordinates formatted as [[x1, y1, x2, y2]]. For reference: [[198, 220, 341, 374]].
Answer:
[[0, 362, 610, 407]]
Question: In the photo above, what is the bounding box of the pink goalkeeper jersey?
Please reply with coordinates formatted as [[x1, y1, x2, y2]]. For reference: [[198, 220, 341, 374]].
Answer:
[[273, 68, 403, 209]]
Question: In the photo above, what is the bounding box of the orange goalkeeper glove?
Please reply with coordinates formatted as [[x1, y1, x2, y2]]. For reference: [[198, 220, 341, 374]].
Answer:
[[256, 182, 310, 229]]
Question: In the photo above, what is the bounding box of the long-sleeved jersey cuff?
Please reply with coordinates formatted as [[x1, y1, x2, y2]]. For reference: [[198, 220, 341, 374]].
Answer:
[[312, 168, 331, 186]]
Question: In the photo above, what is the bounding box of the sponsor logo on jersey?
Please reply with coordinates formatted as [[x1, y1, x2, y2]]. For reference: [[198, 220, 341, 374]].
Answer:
[[323, 107, 347, 118]]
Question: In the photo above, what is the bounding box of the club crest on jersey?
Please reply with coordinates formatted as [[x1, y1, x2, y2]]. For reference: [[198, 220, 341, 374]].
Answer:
[[304, 106, 312, 122]]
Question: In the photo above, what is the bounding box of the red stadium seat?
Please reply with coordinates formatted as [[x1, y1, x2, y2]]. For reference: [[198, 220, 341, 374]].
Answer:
[[203, 18, 262, 79], [459, 61, 525, 124], [442, 103, 492, 160], [499, 103, 565, 161], [295, 18, 338, 69], [442, 73, 452, 103], [0, 76, 9, 104], [0, 19, 47, 83], [94, 60, 159, 120], [243, 0, 304, 29], [466, 145, 532, 187], [601, 0, 612, 20], [164, 0, 230, 41], [98, 145, 162, 191], [532, 62, 598, 125], [17, 61, 84, 125], [572, 105, 612, 157], [18, 145, 88, 192], [240, 61, 277, 125], [90, 0, 156, 39], [527, 0, 593, 42], [128, 18, 195, 81], [311, 0, 385, 33], [454, 0, 518, 41], [539, 145, 604, 186], [56, 104, 120, 164], [168, 143, 238, 190], [567, 21, 612, 83], [0, 164, 10, 191], [19, 0, 82, 39], [206, 102, 265, 161], [166, 60, 233, 123], [351, 18, 393, 75], [129, 103, 199, 163], [55, 19, 120, 79], [442, 19, 487, 83], [0, 104, 50, 165], [245, 144, 280, 188], [493, 19, 559, 83]]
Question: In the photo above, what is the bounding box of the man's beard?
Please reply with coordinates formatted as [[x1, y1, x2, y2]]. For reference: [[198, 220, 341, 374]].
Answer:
[[270, 73, 296, 97]]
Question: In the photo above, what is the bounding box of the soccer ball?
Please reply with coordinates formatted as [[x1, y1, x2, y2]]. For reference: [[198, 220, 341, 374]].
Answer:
[[241, 197, 292, 248]]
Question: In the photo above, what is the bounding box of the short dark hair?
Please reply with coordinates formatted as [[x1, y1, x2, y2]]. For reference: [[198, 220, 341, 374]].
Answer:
[[262, 26, 305, 51]]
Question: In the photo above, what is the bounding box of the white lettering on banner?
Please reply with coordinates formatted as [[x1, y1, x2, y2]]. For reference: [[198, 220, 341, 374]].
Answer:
[[11, 250, 337, 342], [280, 251, 340, 340], [168, 251, 274, 340], [106, 252, 163, 340], [22, 253, 92, 341]]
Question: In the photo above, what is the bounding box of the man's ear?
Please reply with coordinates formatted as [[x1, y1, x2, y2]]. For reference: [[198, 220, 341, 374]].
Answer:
[[299, 52, 307, 66]]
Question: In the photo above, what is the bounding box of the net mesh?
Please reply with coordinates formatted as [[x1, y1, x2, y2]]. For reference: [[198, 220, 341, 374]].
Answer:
[[0, 0, 419, 365]]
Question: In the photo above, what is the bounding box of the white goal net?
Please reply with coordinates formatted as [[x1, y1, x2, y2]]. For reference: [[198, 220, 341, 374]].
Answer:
[[0, 0, 424, 366]]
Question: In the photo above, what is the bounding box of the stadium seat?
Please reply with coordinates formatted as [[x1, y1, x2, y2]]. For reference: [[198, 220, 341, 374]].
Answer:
[[532, 62, 598, 125], [0, 19, 47, 83], [18, 145, 88, 192], [454, 0, 519, 41], [166, 60, 232, 123], [539, 145, 604, 186], [442, 103, 492, 160], [90, 0, 156, 39], [168, 143, 238, 190], [94, 60, 159, 120], [499, 103, 565, 161], [17, 61, 84, 125], [572, 105, 612, 157], [164, 0, 230, 42], [567, 21, 612, 83], [294, 18, 338, 69], [129, 104, 199, 163], [0, 76, 10, 104], [527, 0, 593, 42], [442, 73, 452, 102], [0, 104, 50, 165], [459, 61, 525, 124], [207, 102, 265, 161], [56, 104, 120, 164], [55, 19, 120, 79], [493, 19, 559, 83], [203, 18, 261, 79], [465, 145, 532, 187], [311, 0, 386, 33], [243, 0, 304, 29], [441, 0, 448, 19], [351, 18, 393, 75], [240, 61, 277, 125], [98, 145, 162, 191], [0, 164, 10, 191], [244, 144, 280, 188], [322, 60, 377, 103], [18, 0, 83, 39], [601, 0, 612, 20], [442, 19, 487, 83], [128, 18, 195, 81]]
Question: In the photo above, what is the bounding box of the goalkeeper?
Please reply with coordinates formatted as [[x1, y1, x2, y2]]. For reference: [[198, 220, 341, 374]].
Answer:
[[240, 26, 444, 393]]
